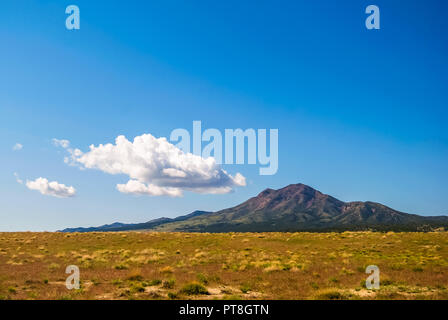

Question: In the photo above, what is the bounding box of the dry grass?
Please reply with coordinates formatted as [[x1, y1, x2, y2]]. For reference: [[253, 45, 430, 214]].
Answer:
[[0, 231, 447, 300]]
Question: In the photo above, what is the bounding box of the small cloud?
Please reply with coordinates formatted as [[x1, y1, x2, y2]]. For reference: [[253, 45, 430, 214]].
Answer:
[[12, 143, 23, 151], [25, 177, 76, 198], [14, 172, 23, 184], [52, 138, 70, 149]]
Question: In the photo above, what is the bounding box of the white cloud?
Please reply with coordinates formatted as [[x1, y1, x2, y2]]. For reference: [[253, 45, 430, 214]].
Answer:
[[67, 133, 246, 197], [14, 172, 23, 184], [25, 177, 76, 198], [13, 143, 23, 151], [52, 138, 83, 167], [116, 180, 183, 197], [52, 138, 70, 149]]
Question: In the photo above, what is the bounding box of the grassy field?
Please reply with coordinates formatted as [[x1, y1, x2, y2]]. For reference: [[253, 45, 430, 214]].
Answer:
[[0, 231, 447, 300]]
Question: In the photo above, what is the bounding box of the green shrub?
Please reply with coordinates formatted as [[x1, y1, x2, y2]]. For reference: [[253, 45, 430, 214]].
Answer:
[[240, 283, 251, 294], [180, 282, 208, 295], [146, 279, 162, 286], [313, 289, 346, 300], [130, 283, 145, 293], [329, 277, 339, 283], [167, 292, 178, 299], [126, 270, 143, 281], [196, 273, 208, 284], [162, 279, 175, 289], [112, 279, 123, 286], [114, 264, 128, 270], [381, 279, 394, 286]]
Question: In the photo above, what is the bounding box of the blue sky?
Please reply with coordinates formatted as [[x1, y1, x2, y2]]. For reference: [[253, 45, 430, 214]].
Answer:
[[1, 0, 447, 231]]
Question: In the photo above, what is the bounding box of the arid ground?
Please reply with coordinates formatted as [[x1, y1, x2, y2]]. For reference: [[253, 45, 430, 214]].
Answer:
[[0, 231, 447, 300]]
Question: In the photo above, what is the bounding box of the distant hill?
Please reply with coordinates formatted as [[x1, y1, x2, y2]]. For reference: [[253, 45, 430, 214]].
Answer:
[[60, 183, 448, 233], [59, 210, 211, 232]]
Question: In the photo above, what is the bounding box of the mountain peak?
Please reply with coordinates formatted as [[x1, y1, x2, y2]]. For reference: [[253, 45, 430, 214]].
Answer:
[[258, 183, 315, 197], [279, 183, 318, 193]]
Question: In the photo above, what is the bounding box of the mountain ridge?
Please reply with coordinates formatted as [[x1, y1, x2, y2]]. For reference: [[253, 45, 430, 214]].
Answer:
[[60, 183, 448, 233], [60, 210, 211, 232]]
